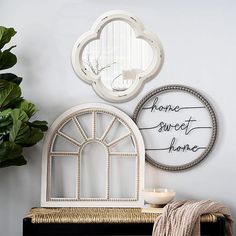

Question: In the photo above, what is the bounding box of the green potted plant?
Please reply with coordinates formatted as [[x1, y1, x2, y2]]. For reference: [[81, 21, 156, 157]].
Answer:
[[0, 26, 48, 168]]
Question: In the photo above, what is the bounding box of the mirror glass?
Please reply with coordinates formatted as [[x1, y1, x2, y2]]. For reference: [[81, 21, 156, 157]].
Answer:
[[82, 20, 153, 92]]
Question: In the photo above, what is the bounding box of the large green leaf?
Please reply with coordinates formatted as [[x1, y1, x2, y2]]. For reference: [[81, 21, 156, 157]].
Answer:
[[0, 108, 12, 125], [9, 120, 30, 145], [10, 108, 28, 123], [0, 117, 12, 128], [0, 155, 26, 168], [0, 26, 16, 49], [0, 46, 17, 70], [22, 127, 44, 147], [0, 80, 21, 109], [0, 108, 12, 116], [0, 109, 12, 136], [9, 120, 44, 147], [0, 141, 22, 162], [6, 97, 23, 109], [0, 73, 22, 85], [17, 100, 36, 118], [0, 109, 12, 140], [28, 120, 48, 131]]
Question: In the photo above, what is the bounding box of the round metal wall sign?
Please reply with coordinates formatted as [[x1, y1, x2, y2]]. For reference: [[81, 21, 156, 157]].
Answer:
[[133, 85, 217, 171]]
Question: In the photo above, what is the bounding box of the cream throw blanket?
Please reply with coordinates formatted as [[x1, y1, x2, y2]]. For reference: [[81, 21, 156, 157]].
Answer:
[[152, 200, 233, 236]]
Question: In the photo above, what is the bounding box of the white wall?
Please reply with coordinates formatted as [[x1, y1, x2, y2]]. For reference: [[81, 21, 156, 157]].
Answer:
[[0, 0, 236, 235]]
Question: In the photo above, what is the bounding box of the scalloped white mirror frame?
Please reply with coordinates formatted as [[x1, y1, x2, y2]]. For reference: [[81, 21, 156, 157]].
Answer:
[[41, 103, 145, 207], [71, 10, 164, 102]]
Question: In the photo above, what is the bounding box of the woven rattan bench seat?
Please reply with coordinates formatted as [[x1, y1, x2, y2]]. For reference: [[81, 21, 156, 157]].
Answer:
[[26, 207, 223, 224], [23, 207, 226, 236]]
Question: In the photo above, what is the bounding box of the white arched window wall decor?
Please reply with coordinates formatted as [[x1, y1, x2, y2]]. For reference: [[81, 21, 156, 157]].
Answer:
[[72, 10, 164, 102], [41, 103, 145, 207]]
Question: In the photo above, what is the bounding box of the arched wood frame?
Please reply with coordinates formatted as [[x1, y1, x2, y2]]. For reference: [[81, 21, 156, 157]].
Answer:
[[41, 103, 145, 207]]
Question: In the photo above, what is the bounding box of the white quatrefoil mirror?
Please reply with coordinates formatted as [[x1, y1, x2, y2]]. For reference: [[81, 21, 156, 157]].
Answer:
[[72, 10, 164, 102], [41, 103, 145, 207]]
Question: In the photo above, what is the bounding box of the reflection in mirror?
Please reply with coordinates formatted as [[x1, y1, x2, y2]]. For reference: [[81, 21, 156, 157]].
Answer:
[[80, 142, 107, 198], [51, 156, 77, 198], [82, 20, 153, 92]]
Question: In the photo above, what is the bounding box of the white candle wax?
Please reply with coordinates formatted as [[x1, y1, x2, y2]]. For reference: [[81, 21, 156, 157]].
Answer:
[[143, 188, 175, 206]]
